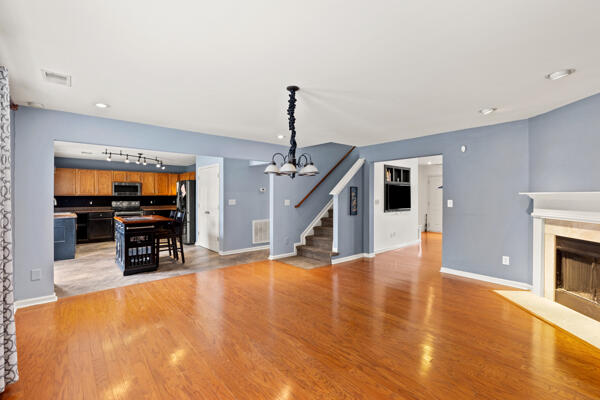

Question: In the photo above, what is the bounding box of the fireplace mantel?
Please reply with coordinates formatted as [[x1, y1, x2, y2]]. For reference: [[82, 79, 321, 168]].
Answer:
[[521, 192, 600, 224], [521, 191, 600, 297]]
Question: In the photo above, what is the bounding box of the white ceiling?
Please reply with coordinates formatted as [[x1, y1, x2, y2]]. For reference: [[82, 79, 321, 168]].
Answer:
[[54, 141, 197, 166], [2, 1, 600, 147]]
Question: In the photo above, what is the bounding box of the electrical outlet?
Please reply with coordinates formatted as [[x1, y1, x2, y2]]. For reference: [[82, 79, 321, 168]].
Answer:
[[447, 199, 453, 208], [502, 256, 510, 266], [228, 199, 237, 206], [31, 269, 41, 281], [284, 199, 291, 206]]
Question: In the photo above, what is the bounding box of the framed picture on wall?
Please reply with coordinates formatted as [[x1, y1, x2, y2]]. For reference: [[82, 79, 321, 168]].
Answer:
[[350, 186, 358, 215]]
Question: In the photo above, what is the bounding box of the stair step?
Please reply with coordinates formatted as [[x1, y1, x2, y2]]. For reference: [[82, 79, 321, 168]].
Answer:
[[320, 217, 333, 227], [314, 226, 333, 237], [297, 245, 336, 262], [306, 235, 332, 250]]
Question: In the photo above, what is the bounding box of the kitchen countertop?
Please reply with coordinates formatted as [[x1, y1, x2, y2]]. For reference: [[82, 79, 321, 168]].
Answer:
[[54, 207, 114, 213], [114, 215, 172, 224], [54, 212, 78, 219], [140, 205, 177, 211]]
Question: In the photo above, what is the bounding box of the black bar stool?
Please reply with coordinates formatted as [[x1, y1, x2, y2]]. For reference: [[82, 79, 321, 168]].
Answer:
[[155, 210, 185, 265]]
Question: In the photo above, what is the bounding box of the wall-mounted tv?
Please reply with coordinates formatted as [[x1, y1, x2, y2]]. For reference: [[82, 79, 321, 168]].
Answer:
[[384, 165, 411, 212]]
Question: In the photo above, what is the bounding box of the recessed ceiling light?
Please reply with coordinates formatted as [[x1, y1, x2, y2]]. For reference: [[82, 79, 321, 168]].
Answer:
[[277, 135, 284, 139], [479, 107, 497, 115], [545, 69, 575, 81], [95, 103, 109, 109], [427, 161, 432, 165]]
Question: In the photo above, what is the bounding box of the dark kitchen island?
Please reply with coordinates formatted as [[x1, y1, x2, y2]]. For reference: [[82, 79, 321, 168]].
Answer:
[[114, 215, 173, 275]]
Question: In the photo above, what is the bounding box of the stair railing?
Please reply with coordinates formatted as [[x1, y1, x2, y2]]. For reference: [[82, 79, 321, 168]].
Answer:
[[294, 146, 356, 208]]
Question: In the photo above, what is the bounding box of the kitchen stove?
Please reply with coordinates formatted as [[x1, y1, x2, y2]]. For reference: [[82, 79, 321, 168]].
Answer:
[[112, 200, 143, 217]]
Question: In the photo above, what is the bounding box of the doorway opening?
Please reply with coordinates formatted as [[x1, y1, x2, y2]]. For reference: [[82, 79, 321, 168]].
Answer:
[[373, 155, 443, 254]]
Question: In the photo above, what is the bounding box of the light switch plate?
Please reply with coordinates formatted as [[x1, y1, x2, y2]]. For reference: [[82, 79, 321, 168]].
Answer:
[[31, 269, 41, 281], [447, 199, 453, 208], [228, 199, 236, 206], [284, 199, 291, 206], [502, 256, 510, 266]]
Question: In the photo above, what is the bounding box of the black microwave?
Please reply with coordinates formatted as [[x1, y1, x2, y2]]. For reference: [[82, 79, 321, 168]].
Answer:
[[112, 182, 141, 196]]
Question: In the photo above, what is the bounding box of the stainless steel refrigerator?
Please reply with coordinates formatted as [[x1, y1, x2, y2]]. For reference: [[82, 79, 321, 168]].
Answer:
[[176, 180, 196, 244]]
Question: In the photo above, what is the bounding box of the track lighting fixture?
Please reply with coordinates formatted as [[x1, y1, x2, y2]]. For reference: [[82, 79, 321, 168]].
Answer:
[[101, 149, 166, 169]]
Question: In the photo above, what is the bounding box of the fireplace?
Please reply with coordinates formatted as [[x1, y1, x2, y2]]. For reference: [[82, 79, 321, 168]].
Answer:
[[555, 236, 600, 322]]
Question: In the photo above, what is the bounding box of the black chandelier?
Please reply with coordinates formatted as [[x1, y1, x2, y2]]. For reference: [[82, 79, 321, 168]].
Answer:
[[102, 149, 166, 170], [264, 86, 318, 178]]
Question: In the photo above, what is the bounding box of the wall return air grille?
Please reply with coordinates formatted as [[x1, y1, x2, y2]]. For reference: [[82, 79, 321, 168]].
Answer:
[[252, 219, 270, 244]]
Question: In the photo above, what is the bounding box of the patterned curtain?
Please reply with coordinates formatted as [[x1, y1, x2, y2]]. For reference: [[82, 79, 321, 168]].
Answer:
[[0, 66, 18, 392]]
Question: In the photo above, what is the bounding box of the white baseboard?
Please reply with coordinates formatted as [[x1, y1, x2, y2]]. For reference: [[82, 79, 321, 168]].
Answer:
[[440, 267, 532, 290], [374, 239, 421, 254], [268, 251, 297, 260], [331, 253, 370, 264], [219, 245, 269, 256], [15, 293, 58, 311]]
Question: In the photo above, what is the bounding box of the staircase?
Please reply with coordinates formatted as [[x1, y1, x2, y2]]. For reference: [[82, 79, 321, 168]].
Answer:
[[296, 207, 338, 262]]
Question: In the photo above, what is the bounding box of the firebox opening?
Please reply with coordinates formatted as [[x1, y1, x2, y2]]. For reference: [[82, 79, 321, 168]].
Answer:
[[555, 236, 600, 322]]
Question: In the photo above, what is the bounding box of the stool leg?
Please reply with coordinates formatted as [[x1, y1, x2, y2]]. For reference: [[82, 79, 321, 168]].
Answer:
[[179, 236, 185, 264], [172, 237, 178, 261], [155, 239, 160, 268]]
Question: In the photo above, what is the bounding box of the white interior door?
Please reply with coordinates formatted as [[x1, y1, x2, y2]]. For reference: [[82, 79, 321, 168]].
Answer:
[[427, 175, 443, 233], [197, 164, 220, 251]]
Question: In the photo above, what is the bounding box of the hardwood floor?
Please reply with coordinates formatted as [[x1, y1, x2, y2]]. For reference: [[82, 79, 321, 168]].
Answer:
[[5, 233, 600, 399], [54, 241, 269, 297]]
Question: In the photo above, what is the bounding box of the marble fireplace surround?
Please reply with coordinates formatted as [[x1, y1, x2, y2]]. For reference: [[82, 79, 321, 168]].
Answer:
[[521, 192, 600, 298]]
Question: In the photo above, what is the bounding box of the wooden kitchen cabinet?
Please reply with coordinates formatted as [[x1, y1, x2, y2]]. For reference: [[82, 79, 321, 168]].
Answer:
[[76, 169, 96, 195], [112, 170, 127, 182], [96, 170, 113, 195], [54, 168, 77, 196], [54, 168, 179, 196], [155, 173, 169, 195], [126, 171, 142, 182], [168, 174, 179, 195], [179, 171, 195, 181], [141, 172, 156, 195]]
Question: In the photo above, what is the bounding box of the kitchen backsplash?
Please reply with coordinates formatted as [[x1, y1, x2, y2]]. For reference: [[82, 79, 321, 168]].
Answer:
[[55, 196, 177, 208]]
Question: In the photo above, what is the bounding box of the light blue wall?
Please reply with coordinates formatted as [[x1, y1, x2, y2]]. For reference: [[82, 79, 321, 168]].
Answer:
[[332, 166, 364, 260], [270, 143, 358, 256], [54, 156, 193, 174], [222, 159, 269, 251], [360, 120, 532, 284], [13, 107, 286, 300], [529, 94, 600, 192]]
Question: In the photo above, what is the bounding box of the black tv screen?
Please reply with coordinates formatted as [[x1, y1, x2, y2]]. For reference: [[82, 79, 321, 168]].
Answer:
[[385, 184, 411, 211]]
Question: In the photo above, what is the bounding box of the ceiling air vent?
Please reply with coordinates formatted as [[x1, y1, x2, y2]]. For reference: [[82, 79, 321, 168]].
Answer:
[[41, 69, 72, 86]]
